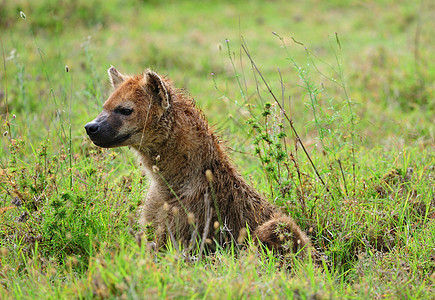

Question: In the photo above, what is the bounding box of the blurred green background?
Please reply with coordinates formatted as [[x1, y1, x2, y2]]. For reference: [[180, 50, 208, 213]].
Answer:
[[1, 0, 433, 157]]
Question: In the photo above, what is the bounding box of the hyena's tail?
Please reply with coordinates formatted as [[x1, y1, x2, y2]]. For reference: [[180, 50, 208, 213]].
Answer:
[[254, 215, 312, 256]]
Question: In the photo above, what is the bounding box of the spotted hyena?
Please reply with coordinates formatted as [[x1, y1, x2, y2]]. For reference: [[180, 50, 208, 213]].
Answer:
[[85, 67, 311, 254]]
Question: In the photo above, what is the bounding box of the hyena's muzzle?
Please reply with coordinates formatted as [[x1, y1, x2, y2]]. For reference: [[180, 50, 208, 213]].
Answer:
[[85, 112, 130, 148]]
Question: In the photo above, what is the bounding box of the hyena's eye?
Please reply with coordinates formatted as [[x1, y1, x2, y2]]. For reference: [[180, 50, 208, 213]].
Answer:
[[115, 107, 133, 116]]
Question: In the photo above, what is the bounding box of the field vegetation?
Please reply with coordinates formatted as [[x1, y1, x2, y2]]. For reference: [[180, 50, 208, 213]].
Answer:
[[0, 0, 434, 298]]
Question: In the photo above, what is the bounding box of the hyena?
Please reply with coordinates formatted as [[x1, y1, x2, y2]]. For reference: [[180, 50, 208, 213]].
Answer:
[[85, 67, 311, 254]]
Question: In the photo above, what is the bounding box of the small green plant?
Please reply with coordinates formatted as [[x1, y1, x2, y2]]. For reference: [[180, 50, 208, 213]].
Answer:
[[246, 103, 295, 201]]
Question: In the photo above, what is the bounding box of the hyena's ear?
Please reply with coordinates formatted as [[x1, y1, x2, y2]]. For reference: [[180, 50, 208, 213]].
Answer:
[[143, 69, 170, 109], [108, 66, 127, 89]]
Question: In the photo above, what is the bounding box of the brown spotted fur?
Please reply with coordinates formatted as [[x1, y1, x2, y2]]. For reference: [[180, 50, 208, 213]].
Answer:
[[85, 67, 311, 255]]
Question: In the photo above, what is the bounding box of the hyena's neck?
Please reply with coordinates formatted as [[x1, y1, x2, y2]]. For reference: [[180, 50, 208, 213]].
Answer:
[[133, 117, 227, 193]]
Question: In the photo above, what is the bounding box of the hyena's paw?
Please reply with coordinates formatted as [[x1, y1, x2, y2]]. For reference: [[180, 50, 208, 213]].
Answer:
[[254, 216, 311, 255]]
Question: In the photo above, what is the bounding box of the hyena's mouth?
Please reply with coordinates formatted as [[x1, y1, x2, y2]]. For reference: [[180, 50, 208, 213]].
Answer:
[[90, 133, 131, 148]]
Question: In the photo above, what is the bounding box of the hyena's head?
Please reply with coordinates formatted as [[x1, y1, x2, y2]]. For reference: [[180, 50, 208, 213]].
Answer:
[[85, 66, 172, 149]]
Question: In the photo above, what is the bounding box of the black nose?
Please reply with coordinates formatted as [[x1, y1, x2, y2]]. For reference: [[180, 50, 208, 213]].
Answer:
[[85, 122, 100, 135]]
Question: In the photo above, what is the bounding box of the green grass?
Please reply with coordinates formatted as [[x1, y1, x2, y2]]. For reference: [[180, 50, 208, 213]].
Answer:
[[1, 0, 434, 298]]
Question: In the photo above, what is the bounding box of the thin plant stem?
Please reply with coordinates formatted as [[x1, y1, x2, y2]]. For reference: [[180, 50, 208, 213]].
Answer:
[[240, 39, 333, 199]]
